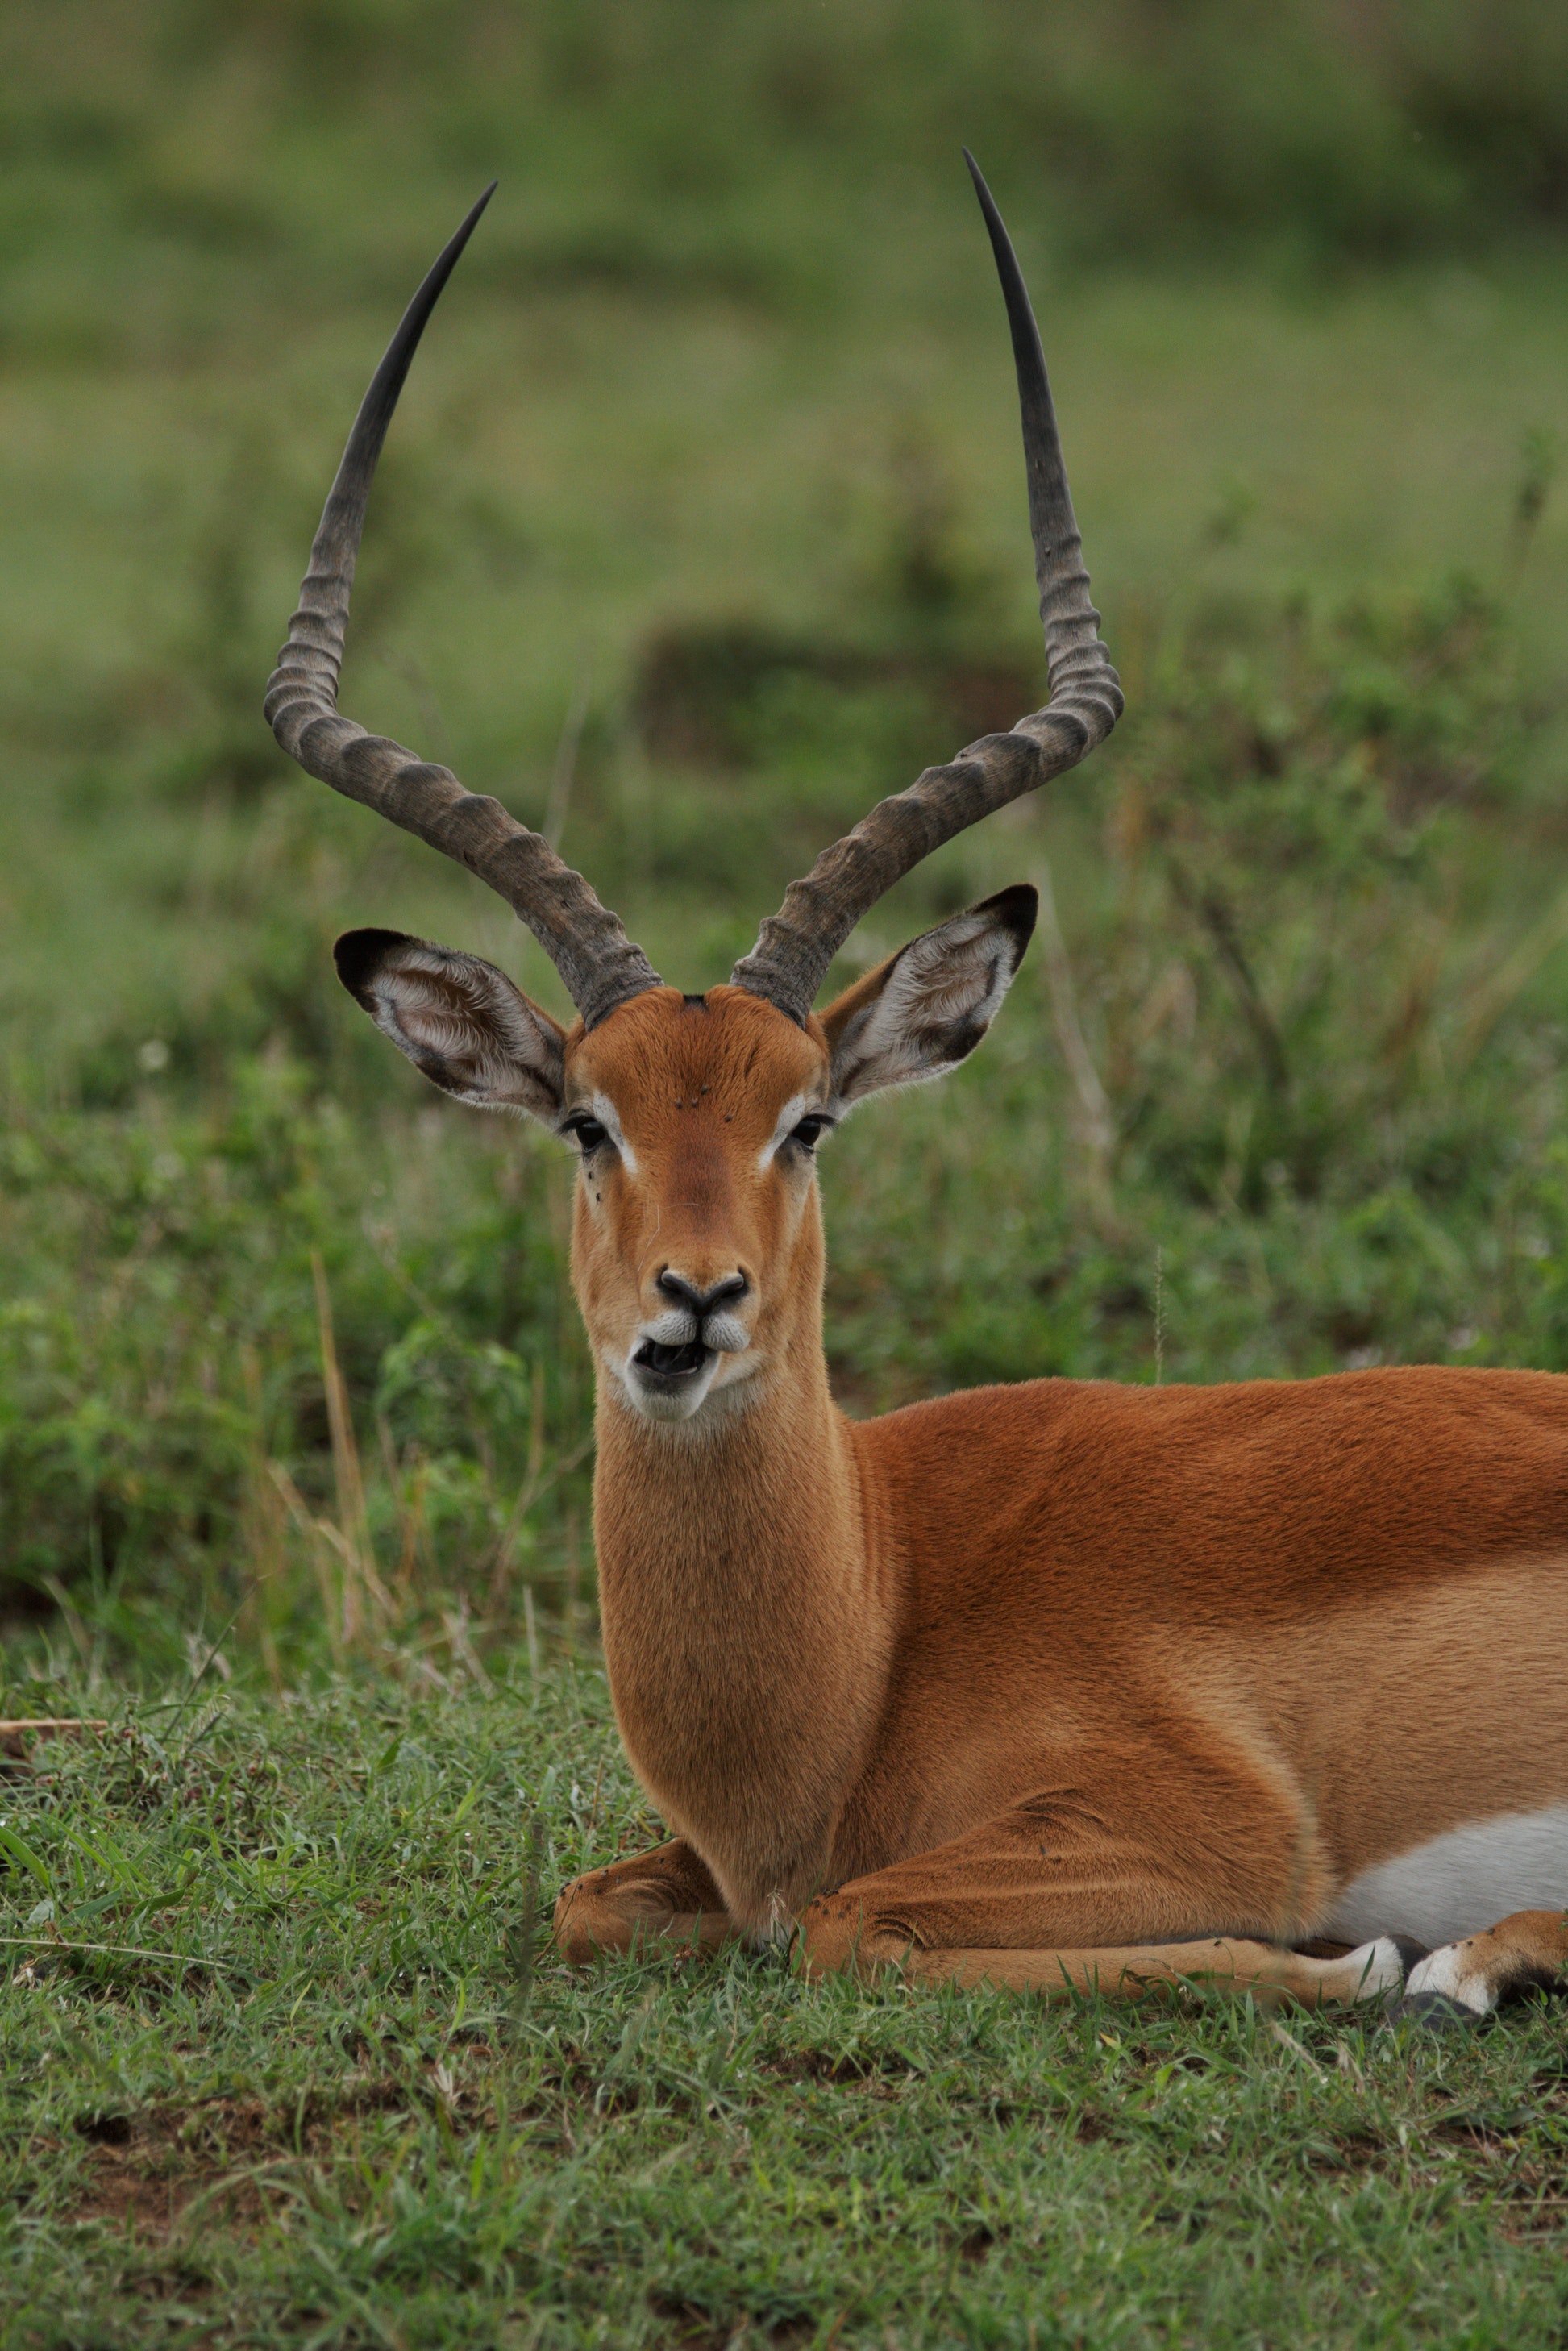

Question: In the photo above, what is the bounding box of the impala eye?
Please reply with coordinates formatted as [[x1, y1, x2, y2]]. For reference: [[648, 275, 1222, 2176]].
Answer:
[[564, 1114, 610, 1154], [788, 1114, 833, 1152]]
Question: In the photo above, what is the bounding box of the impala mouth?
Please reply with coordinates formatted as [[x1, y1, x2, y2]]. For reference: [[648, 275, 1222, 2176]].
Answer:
[[632, 1338, 712, 1384]]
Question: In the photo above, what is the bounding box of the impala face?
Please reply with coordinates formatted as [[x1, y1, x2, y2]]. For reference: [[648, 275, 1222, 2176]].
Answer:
[[563, 987, 829, 1423], [335, 890, 1038, 1428]]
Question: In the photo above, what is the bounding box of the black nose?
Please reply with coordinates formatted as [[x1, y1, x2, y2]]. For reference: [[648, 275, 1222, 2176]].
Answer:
[[657, 1269, 749, 1317]]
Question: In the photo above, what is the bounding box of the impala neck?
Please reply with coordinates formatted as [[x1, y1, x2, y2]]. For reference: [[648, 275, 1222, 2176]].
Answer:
[[588, 1197, 896, 1933]]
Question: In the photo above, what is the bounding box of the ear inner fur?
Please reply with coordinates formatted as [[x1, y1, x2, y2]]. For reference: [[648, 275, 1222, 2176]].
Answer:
[[823, 887, 1037, 1106], [334, 930, 565, 1118]]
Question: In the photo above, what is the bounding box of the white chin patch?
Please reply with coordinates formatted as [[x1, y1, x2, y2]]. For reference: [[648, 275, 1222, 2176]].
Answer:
[[1323, 1804, 1568, 1950], [617, 1353, 722, 1424]]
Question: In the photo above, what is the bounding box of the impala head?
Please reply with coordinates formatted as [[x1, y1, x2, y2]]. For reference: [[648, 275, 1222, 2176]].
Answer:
[[266, 160, 1121, 1429], [333, 889, 1037, 1422]]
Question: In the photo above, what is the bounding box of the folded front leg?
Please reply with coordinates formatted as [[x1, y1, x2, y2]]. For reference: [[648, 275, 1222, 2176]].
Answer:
[[553, 1837, 739, 1963], [798, 1768, 1408, 2009], [888, 1935, 1408, 2008]]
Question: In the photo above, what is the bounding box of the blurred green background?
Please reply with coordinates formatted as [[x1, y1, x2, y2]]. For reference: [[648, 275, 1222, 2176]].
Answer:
[[3, 0, 1568, 1665]]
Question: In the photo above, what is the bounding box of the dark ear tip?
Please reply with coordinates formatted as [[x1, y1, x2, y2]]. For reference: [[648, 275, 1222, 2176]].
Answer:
[[334, 927, 416, 1001], [972, 883, 1038, 958]]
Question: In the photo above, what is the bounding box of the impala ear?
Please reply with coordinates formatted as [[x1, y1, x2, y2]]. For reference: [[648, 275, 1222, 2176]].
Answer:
[[819, 885, 1037, 1107], [335, 930, 566, 1121]]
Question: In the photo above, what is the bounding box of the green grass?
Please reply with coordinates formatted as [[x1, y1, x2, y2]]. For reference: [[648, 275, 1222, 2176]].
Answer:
[[2, 1663, 1567, 2350], [5, 4, 1568, 2340]]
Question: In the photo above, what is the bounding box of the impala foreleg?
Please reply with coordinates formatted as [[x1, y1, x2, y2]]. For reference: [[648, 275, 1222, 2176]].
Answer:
[[552, 1838, 738, 1964], [795, 1785, 1415, 2009], [1401, 1908, 1568, 2020], [800, 1916, 1408, 2008]]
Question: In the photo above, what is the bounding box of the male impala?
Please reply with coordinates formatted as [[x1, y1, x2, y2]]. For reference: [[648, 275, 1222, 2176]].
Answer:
[[268, 166, 1568, 2022]]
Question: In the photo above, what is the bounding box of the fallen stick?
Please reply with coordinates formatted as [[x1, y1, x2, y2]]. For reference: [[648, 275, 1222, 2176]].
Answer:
[[0, 1718, 109, 1759]]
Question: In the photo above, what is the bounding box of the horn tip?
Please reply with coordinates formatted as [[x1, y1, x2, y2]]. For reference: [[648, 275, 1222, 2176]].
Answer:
[[963, 149, 994, 209], [460, 180, 499, 238]]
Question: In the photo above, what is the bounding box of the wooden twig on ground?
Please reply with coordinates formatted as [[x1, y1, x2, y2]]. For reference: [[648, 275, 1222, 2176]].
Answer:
[[0, 1718, 109, 1760]]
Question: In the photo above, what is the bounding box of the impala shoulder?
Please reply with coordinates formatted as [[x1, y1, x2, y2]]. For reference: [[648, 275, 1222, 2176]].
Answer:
[[851, 1379, 1122, 1501], [859, 1376, 1094, 1446]]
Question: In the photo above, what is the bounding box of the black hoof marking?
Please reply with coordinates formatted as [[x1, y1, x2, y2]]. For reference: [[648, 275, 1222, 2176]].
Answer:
[[1392, 1990, 1479, 2029], [1499, 1964, 1565, 2008]]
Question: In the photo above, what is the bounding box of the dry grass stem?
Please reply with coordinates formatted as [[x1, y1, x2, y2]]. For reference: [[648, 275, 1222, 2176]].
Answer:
[[1035, 859, 1118, 1231], [310, 1250, 396, 1647]]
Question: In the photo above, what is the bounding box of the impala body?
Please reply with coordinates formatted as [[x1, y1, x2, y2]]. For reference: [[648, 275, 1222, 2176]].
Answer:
[[268, 169, 1568, 2020]]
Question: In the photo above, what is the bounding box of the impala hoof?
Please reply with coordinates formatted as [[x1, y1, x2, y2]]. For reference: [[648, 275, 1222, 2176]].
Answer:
[[1390, 1990, 1478, 2029]]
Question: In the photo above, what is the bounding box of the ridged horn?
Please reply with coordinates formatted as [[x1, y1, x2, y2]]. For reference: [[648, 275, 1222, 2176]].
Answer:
[[729, 153, 1122, 1025], [264, 185, 662, 1030]]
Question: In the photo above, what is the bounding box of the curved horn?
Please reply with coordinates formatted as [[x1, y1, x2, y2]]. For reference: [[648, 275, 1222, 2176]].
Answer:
[[264, 185, 661, 1030], [730, 153, 1122, 1026]]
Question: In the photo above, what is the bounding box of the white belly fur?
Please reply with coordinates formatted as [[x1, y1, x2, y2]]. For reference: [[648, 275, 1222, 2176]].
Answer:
[[1324, 1805, 1568, 1949]]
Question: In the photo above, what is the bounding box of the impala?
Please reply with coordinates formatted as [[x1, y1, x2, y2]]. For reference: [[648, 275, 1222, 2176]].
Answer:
[[268, 165, 1568, 2022]]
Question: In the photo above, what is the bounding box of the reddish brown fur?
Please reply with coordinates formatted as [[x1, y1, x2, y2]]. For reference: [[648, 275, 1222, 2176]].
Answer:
[[551, 983, 1568, 2004]]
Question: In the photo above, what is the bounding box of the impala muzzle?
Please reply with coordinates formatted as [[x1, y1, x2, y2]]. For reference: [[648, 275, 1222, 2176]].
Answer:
[[634, 1270, 751, 1386]]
